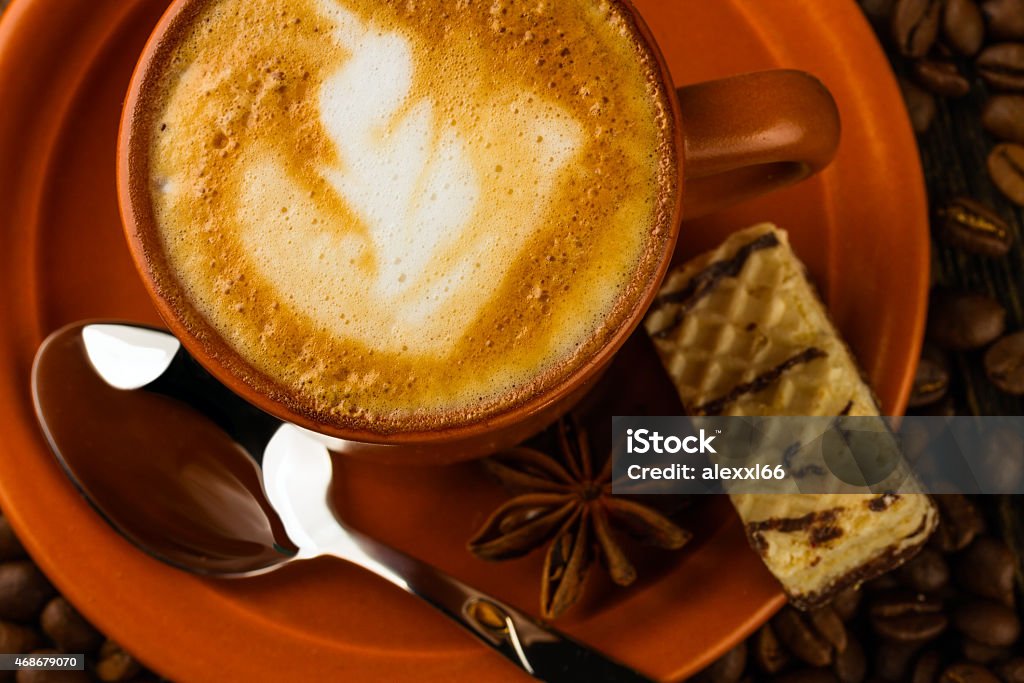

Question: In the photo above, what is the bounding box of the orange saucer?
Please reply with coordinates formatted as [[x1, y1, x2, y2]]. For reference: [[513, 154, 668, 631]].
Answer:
[[0, 0, 927, 681]]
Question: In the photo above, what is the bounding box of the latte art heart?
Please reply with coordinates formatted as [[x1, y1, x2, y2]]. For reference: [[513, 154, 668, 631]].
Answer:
[[146, 0, 677, 433]]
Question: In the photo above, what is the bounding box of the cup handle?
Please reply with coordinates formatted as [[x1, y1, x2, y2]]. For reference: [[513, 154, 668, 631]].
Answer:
[[678, 69, 841, 220]]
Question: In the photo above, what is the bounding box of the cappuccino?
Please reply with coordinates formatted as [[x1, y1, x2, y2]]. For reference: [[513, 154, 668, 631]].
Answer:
[[138, 0, 678, 434]]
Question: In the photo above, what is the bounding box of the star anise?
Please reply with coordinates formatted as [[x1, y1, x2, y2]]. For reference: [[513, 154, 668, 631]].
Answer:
[[467, 417, 693, 619]]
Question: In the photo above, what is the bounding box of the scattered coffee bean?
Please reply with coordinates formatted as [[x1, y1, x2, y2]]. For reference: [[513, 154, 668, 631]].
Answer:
[[0, 517, 25, 563], [39, 597, 102, 654], [977, 42, 1024, 89], [913, 650, 944, 683], [874, 639, 922, 680], [865, 572, 902, 592], [864, 0, 899, 27], [833, 635, 866, 683], [870, 591, 948, 642], [937, 197, 1013, 256], [982, 95, 1024, 143], [997, 657, 1024, 683], [961, 637, 1009, 663], [979, 426, 1024, 492], [989, 143, 1024, 205], [980, 0, 1024, 40], [928, 291, 1006, 350], [910, 344, 951, 407], [697, 641, 746, 683], [754, 623, 790, 674], [910, 393, 958, 416], [95, 640, 142, 683], [900, 77, 938, 132], [893, 0, 945, 56], [897, 547, 951, 592], [944, 0, 987, 54], [940, 661, 1000, 682], [774, 607, 835, 667], [953, 599, 1021, 646], [831, 587, 862, 622], [955, 537, 1016, 603], [985, 331, 1024, 394], [914, 58, 973, 95], [0, 562, 55, 622], [809, 607, 847, 653], [932, 495, 986, 552], [0, 620, 40, 655]]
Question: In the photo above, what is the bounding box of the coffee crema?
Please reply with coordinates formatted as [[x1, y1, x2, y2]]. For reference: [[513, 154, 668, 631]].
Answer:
[[137, 0, 678, 434]]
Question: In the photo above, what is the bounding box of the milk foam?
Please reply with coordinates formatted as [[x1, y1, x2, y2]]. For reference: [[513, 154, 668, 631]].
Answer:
[[236, 1, 582, 354], [146, 0, 677, 432]]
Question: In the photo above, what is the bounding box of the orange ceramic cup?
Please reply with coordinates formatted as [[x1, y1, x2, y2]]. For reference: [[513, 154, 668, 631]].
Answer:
[[118, 0, 840, 464]]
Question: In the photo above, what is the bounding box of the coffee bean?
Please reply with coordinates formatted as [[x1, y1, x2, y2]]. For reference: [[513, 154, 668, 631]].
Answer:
[[979, 425, 1024, 492], [980, 0, 1024, 39], [897, 548, 951, 592], [831, 587, 863, 622], [870, 592, 948, 642], [754, 623, 790, 674], [810, 607, 848, 653], [0, 517, 25, 563], [774, 606, 835, 667], [834, 635, 866, 683], [910, 344, 951, 407], [944, 0, 987, 54], [928, 291, 1006, 350], [961, 637, 1008, 663], [977, 43, 1024, 89], [874, 639, 923, 681], [997, 657, 1024, 683], [913, 650, 944, 683], [953, 599, 1020, 646], [913, 58, 973, 95], [937, 197, 1013, 256], [989, 143, 1024, 206], [40, 597, 102, 653], [955, 537, 1016, 603], [95, 640, 141, 683], [932, 495, 986, 552], [864, 0, 898, 27], [776, 670, 840, 683], [0, 620, 40, 655], [985, 332, 1024, 394], [912, 394, 958, 416], [866, 573, 902, 592], [901, 77, 938, 132], [0, 562, 54, 622], [982, 95, 1024, 144], [698, 641, 746, 683], [893, 0, 945, 56], [940, 662, 1000, 682]]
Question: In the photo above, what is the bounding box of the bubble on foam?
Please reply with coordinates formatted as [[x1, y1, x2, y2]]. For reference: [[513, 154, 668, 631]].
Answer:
[[233, 0, 584, 355]]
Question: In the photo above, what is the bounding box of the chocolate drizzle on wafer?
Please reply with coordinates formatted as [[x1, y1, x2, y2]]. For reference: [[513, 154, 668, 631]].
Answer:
[[690, 347, 828, 416], [650, 232, 781, 338]]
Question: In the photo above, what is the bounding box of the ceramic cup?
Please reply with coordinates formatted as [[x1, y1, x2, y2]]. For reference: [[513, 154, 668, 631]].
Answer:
[[118, 0, 840, 464]]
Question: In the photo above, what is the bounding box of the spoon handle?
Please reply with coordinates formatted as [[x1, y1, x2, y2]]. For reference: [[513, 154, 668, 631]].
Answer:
[[318, 527, 654, 683]]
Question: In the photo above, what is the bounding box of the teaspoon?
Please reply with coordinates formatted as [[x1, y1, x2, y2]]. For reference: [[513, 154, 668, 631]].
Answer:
[[31, 322, 653, 683]]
